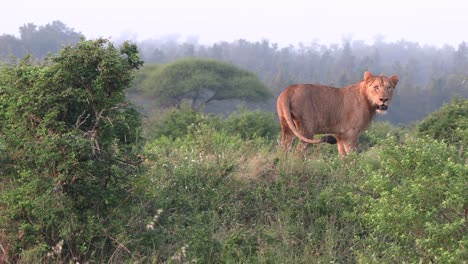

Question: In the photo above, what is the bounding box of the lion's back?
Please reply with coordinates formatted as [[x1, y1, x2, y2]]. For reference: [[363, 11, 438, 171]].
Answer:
[[279, 84, 343, 112]]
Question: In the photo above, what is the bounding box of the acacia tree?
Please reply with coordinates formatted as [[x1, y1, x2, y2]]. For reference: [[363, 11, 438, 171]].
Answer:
[[138, 58, 272, 110], [0, 39, 143, 262]]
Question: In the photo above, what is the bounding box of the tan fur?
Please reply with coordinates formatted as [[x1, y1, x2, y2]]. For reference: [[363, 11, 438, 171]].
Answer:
[[277, 71, 399, 156]]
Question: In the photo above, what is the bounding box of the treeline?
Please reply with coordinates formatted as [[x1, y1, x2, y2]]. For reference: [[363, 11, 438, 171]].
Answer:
[[138, 38, 468, 123], [1, 21, 467, 123], [0, 21, 83, 60]]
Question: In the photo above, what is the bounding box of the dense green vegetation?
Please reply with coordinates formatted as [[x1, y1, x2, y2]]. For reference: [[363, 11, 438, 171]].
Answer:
[[134, 101, 467, 263], [0, 31, 467, 263], [0, 39, 144, 262], [417, 97, 468, 148]]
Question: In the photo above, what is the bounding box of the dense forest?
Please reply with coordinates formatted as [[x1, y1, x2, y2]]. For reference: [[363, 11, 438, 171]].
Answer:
[[1, 21, 467, 123], [0, 21, 467, 263]]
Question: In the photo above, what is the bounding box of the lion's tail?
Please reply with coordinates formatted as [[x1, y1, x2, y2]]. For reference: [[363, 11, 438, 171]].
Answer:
[[281, 95, 326, 145]]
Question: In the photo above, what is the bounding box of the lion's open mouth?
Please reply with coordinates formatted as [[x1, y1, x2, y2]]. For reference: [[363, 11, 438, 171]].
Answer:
[[377, 105, 388, 111]]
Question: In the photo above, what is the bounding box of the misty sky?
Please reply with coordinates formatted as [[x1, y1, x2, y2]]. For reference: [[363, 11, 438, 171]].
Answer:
[[2, 0, 467, 47]]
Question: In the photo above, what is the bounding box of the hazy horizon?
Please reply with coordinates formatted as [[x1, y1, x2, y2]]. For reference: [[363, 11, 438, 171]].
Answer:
[[2, 0, 468, 48]]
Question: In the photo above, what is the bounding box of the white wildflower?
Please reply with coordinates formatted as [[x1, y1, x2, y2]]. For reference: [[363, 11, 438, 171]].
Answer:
[[146, 221, 155, 230], [52, 239, 64, 255]]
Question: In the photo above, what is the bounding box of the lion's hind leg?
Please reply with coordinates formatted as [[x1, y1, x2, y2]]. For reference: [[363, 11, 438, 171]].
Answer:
[[296, 140, 310, 159], [296, 129, 313, 158]]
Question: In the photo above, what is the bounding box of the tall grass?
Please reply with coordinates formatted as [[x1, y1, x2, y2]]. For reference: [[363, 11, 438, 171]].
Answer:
[[130, 116, 466, 263], [133, 123, 361, 263]]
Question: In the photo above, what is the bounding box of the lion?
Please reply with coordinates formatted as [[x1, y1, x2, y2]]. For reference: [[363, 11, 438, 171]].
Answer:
[[276, 71, 399, 156]]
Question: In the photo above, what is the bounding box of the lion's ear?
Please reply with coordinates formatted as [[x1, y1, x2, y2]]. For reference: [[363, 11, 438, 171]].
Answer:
[[364, 71, 373, 81], [389, 75, 399, 86]]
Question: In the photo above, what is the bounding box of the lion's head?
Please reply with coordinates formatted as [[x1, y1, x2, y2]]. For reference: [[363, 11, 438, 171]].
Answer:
[[362, 71, 399, 114]]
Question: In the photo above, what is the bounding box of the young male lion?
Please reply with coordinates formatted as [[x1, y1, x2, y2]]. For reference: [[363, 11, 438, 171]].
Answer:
[[277, 71, 399, 156]]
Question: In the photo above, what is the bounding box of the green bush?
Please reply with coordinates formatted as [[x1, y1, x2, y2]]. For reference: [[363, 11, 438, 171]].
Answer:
[[417, 97, 468, 148], [352, 136, 468, 263], [0, 39, 145, 262], [143, 103, 211, 140], [144, 105, 280, 141], [359, 121, 408, 150], [223, 106, 281, 140]]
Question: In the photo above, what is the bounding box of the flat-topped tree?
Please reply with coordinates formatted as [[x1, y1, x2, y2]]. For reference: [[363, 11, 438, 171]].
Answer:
[[140, 58, 272, 110]]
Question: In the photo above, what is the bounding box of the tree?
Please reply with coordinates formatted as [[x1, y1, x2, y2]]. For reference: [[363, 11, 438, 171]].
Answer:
[[0, 38, 143, 262], [0, 34, 26, 59], [138, 58, 272, 110], [20, 21, 83, 58], [0, 21, 83, 60]]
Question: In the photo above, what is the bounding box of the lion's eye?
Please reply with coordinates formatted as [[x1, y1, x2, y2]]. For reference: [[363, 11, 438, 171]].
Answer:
[[373, 85, 379, 91]]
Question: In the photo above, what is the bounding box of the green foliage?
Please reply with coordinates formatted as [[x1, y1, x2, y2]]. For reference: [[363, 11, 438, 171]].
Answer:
[[143, 105, 280, 142], [359, 121, 409, 150], [136, 58, 272, 109], [417, 97, 468, 147], [143, 103, 212, 140], [223, 106, 280, 140], [129, 63, 160, 94], [352, 136, 468, 263], [0, 38, 144, 262]]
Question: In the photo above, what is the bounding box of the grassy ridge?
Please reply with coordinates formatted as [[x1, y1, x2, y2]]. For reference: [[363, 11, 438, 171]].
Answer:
[[130, 119, 467, 263], [137, 124, 351, 263]]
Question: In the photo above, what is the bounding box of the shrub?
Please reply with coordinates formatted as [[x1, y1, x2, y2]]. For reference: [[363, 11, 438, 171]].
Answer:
[[352, 136, 468, 263], [223, 106, 280, 140], [144, 105, 280, 141], [359, 121, 408, 150], [143, 103, 211, 140], [417, 97, 468, 148], [0, 39, 144, 262]]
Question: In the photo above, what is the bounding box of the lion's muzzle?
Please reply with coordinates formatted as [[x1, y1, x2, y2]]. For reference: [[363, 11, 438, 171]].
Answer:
[[378, 98, 389, 111], [377, 105, 388, 111]]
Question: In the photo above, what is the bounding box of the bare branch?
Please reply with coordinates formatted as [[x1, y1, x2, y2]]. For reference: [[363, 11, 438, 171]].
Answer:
[[75, 110, 90, 129]]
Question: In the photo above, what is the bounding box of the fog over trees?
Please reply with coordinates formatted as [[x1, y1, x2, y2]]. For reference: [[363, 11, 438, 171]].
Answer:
[[136, 38, 468, 124], [1, 21, 467, 124]]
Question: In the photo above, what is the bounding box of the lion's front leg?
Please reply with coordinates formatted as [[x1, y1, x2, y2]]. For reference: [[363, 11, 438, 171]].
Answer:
[[343, 138, 359, 155], [336, 139, 346, 156], [336, 134, 359, 156]]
